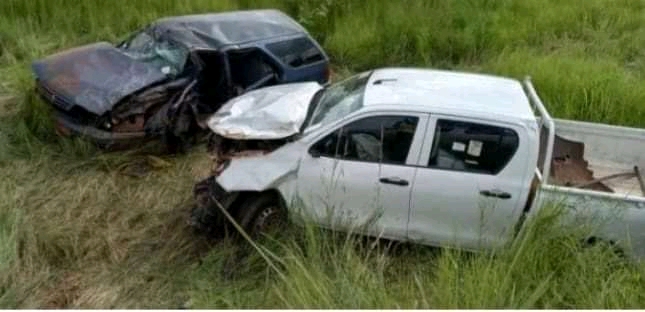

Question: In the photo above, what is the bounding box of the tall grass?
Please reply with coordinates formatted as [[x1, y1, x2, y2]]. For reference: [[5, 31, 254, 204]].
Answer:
[[2, 0, 645, 308], [185, 205, 645, 309]]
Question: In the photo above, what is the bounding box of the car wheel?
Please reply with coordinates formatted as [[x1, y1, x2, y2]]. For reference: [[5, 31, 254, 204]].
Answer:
[[237, 194, 287, 239]]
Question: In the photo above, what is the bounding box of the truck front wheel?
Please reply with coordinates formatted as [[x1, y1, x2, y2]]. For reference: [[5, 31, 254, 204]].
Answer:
[[237, 193, 287, 239]]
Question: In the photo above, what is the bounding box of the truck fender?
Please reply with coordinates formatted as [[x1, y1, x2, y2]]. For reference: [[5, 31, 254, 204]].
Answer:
[[215, 153, 300, 192]]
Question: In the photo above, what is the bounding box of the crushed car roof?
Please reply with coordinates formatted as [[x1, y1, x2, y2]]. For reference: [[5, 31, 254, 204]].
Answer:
[[154, 9, 308, 50]]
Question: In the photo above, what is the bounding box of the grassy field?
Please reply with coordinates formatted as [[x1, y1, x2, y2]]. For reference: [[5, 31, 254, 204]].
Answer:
[[2, 0, 645, 308]]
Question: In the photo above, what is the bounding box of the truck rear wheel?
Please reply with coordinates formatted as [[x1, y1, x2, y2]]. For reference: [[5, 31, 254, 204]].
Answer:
[[582, 237, 625, 258], [237, 193, 287, 239]]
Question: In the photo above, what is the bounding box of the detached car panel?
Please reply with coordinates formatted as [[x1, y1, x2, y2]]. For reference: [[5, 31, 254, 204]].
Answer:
[[32, 9, 330, 151]]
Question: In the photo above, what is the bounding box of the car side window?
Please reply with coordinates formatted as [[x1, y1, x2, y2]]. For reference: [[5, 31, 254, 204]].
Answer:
[[311, 129, 341, 158], [265, 37, 325, 67], [310, 115, 419, 165], [427, 119, 519, 175]]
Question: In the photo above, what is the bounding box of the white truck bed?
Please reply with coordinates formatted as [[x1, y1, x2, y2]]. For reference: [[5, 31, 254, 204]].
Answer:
[[531, 117, 645, 260], [521, 78, 645, 260], [550, 118, 645, 197]]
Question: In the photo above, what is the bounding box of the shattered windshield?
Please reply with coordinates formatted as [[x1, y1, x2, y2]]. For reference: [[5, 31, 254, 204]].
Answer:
[[119, 30, 189, 76], [307, 71, 372, 129]]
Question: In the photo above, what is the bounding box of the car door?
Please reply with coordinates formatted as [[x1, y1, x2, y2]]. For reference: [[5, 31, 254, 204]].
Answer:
[[407, 115, 531, 250], [295, 112, 429, 239]]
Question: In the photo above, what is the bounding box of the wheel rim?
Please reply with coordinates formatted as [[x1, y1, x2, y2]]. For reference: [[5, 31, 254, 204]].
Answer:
[[253, 205, 283, 235]]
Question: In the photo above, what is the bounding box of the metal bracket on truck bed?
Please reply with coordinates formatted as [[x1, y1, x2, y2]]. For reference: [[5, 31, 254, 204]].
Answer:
[[522, 77, 555, 186]]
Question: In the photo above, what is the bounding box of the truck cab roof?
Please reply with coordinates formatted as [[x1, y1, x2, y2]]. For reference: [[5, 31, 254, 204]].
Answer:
[[361, 67, 537, 124]]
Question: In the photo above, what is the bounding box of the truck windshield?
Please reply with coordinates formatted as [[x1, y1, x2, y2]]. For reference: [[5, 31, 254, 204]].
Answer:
[[306, 71, 372, 129], [119, 30, 189, 76]]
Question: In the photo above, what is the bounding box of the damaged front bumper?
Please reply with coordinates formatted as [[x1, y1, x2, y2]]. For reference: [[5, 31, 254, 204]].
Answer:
[[189, 133, 295, 236], [53, 111, 148, 150]]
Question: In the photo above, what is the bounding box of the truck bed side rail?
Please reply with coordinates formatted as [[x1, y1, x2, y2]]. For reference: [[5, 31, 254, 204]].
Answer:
[[522, 77, 554, 186]]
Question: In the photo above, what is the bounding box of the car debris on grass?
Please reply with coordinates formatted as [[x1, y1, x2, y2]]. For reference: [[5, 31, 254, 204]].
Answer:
[[31, 9, 330, 152]]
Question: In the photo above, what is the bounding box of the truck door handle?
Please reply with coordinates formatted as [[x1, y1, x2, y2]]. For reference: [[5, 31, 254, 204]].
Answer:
[[379, 177, 409, 186], [479, 189, 512, 199]]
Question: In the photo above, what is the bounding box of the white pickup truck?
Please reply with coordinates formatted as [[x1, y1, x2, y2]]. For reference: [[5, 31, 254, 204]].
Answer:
[[189, 67, 645, 259]]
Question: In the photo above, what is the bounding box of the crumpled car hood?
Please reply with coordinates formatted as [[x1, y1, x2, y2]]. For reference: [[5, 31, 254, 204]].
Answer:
[[206, 82, 322, 140], [31, 42, 168, 116]]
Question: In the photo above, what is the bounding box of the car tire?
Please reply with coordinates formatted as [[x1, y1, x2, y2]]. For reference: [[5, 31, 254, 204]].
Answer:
[[236, 193, 287, 239], [189, 176, 232, 239]]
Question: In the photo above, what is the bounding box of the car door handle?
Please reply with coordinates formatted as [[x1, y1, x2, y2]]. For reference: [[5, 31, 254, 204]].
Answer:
[[479, 189, 512, 199], [379, 177, 409, 186]]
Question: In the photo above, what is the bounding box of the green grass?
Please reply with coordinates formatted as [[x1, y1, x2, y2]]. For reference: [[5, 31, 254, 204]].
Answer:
[[2, 0, 645, 308]]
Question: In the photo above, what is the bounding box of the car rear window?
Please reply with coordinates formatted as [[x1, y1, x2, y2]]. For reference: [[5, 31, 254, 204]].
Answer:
[[265, 37, 325, 67]]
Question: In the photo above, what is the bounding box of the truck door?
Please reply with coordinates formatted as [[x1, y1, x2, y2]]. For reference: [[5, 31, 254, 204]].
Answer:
[[296, 112, 429, 239], [407, 115, 531, 250]]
